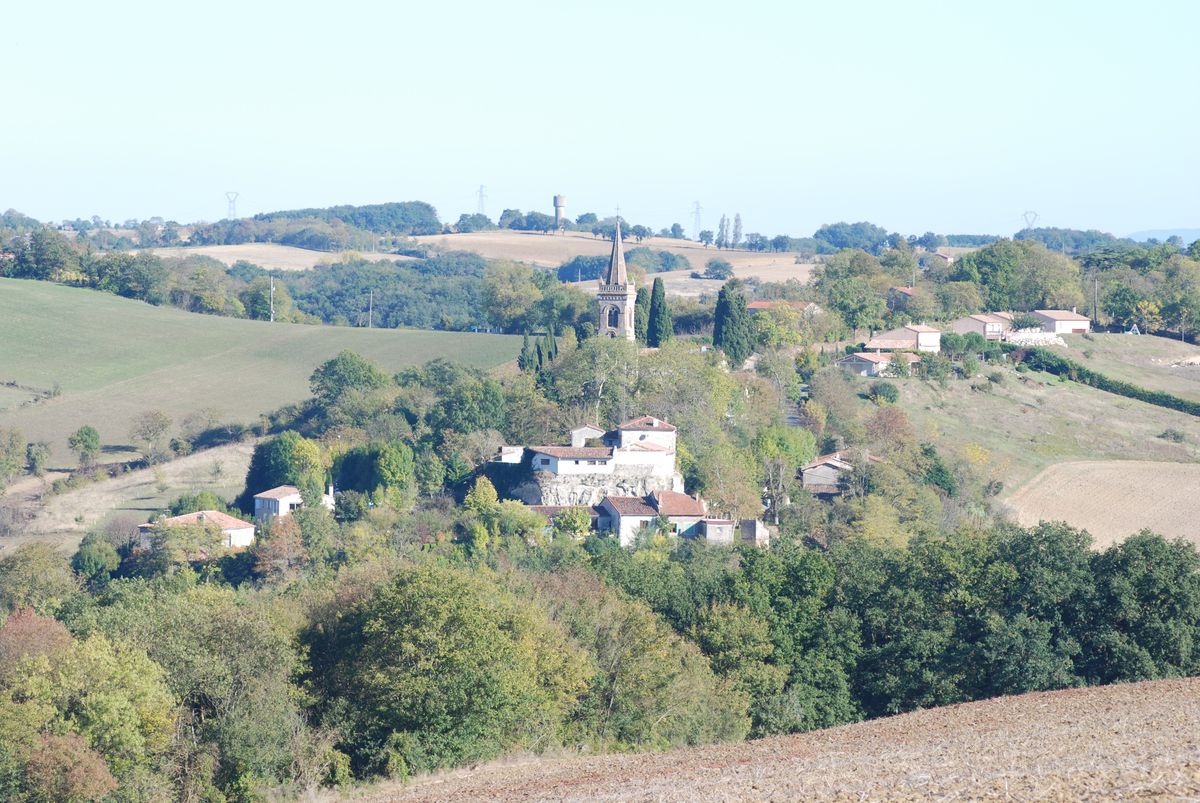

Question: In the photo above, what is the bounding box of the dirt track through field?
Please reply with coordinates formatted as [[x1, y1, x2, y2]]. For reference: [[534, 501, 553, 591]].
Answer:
[[1005, 460, 1200, 549], [356, 678, 1200, 802]]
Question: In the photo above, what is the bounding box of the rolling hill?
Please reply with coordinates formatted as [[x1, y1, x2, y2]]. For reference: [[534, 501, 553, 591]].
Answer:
[[361, 677, 1200, 801], [416, 230, 816, 291], [148, 243, 412, 272], [882, 341, 1200, 543], [0, 279, 519, 463]]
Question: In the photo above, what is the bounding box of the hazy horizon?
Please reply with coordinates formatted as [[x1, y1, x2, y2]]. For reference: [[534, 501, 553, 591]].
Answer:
[[2, 0, 1196, 239]]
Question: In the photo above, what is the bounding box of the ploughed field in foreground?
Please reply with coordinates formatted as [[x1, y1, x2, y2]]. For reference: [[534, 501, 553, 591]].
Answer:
[[364, 677, 1200, 802]]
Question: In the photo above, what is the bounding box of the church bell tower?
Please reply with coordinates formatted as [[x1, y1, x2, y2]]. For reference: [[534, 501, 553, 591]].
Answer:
[[596, 219, 636, 340]]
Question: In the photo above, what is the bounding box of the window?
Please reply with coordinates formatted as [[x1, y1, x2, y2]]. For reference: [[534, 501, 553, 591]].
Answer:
[[539, 458, 550, 466], [607, 306, 620, 328]]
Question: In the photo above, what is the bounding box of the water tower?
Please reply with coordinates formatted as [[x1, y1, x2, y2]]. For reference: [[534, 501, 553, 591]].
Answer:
[[553, 194, 566, 229]]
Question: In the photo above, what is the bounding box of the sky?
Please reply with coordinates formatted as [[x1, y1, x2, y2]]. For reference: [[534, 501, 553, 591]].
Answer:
[[2, 0, 1197, 239]]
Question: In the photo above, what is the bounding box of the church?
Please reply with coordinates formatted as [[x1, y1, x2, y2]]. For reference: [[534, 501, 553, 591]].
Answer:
[[596, 220, 636, 339]]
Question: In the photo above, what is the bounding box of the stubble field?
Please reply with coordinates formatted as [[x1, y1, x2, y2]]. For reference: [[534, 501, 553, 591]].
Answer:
[[417, 230, 816, 290], [357, 677, 1200, 802], [1005, 460, 1200, 549]]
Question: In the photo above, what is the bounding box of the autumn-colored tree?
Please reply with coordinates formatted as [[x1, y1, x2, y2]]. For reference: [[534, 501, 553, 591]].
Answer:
[[24, 733, 118, 803], [254, 516, 310, 581]]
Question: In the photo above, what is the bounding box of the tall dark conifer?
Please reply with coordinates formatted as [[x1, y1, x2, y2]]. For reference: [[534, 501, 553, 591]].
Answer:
[[634, 287, 650, 344], [647, 277, 672, 347]]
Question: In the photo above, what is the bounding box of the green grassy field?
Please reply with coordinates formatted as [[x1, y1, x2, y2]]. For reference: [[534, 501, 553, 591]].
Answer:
[[1064, 333, 1200, 401], [885, 363, 1200, 496], [0, 279, 519, 463]]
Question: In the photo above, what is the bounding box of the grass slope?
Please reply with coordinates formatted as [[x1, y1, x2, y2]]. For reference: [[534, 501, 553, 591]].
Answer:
[[894, 363, 1200, 497], [1066, 332, 1200, 401], [0, 279, 518, 462], [363, 678, 1200, 801]]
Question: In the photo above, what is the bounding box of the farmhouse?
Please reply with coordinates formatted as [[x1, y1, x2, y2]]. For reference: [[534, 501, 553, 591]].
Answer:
[[138, 510, 256, 550], [499, 414, 769, 546], [800, 450, 881, 496], [1033, 309, 1091, 335], [508, 415, 684, 494], [836, 352, 922, 377], [865, 324, 941, 353], [253, 484, 335, 523], [951, 312, 1014, 341]]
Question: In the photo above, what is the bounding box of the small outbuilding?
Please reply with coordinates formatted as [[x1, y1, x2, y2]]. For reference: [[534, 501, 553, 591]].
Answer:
[[1033, 309, 1091, 335]]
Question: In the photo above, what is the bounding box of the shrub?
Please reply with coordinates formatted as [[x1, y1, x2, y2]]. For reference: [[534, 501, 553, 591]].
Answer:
[[1159, 428, 1186, 443], [869, 381, 899, 404], [987, 371, 1004, 385]]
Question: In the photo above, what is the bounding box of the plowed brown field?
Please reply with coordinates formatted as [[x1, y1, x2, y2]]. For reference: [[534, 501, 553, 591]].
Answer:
[[356, 678, 1200, 802], [1006, 460, 1200, 549]]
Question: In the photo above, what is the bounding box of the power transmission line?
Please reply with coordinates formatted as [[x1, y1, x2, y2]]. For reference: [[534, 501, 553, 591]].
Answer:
[[692, 201, 703, 240], [225, 191, 239, 220]]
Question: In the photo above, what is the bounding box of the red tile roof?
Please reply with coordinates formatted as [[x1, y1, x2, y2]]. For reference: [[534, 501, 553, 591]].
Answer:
[[603, 496, 659, 516], [530, 446, 613, 460], [652, 490, 706, 517], [138, 510, 255, 532], [617, 415, 676, 432]]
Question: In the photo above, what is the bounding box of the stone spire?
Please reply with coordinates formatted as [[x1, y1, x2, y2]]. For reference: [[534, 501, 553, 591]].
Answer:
[[604, 218, 628, 286]]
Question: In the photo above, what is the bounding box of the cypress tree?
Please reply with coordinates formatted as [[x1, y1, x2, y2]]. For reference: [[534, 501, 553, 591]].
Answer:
[[535, 339, 545, 371], [634, 287, 650, 344], [723, 291, 753, 367], [647, 277, 672, 347], [518, 332, 535, 372], [548, 326, 558, 360], [713, 284, 732, 347]]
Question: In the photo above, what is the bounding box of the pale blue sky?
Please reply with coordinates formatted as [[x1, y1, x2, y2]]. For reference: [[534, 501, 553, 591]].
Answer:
[[2, 0, 1196, 238]]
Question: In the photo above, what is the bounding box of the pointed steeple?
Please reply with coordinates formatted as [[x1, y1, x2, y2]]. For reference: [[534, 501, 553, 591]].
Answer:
[[605, 218, 628, 286]]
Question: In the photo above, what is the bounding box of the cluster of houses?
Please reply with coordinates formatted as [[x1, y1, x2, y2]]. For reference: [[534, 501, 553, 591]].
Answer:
[[494, 415, 770, 549], [136, 415, 766, 554], [836, 307, 1091, 377]]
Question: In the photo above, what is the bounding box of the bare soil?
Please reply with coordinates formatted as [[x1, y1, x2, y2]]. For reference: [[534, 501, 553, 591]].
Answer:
[[1005, 460, 1200, 549], [354, 678, 1200, 802]]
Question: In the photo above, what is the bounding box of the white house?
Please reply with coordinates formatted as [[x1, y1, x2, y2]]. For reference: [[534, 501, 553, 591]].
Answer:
[[138, 510, 256, 550], [865, 324, 942, 353], [1033, 309, 1091, 335], [528, 446, 615, 475], [253, 484, 336, 523], [835, 352, 921, 377], [597, 490, 708, 547], [951, 312, 1014, 341], [519, 416, 681, 484]]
